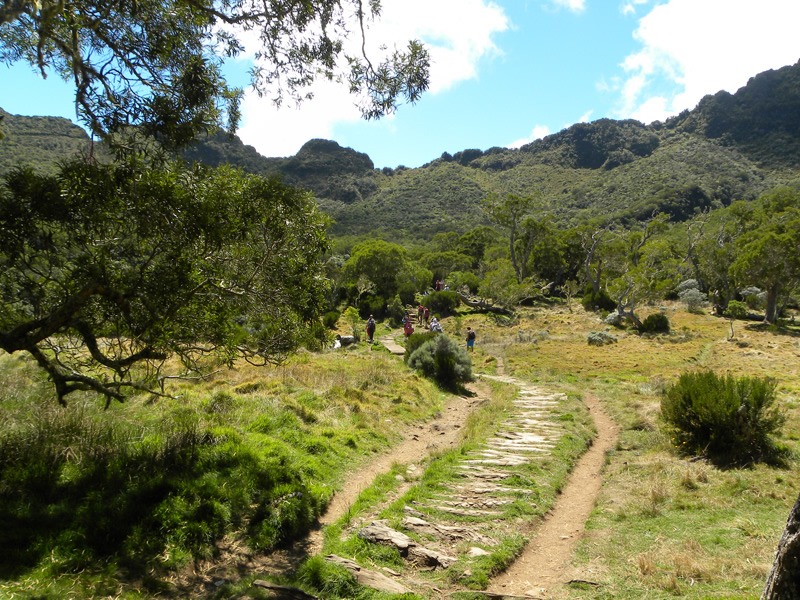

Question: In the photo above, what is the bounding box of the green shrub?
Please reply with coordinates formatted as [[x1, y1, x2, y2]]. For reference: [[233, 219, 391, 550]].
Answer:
[[447, 271, 481, 294], [422, 290, 461, 317], [358, 294, 386, 319], [386, 294, 406, 326], [582, 285, 616, 312], [404, 331, 438, 364], [323, 310, 340, 329], [661, 371, 786, 465], [639, 312, 670, 333], [341, 306, 361, 341], [407, 334, 472, 388]]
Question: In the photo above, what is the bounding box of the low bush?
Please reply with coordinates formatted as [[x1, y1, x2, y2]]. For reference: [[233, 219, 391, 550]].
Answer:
[[386, 294, 406, 326], [404, 331, 438, 364], [639, 312, 670, 333], [407, 334, 473, 389], [678, 288, 708, 313], [582, 285, 617, 312], [661, 371, 786, 465], [323, 311, 340, 330], [587, 331, 617, 346], [423, 290, 462, 317]]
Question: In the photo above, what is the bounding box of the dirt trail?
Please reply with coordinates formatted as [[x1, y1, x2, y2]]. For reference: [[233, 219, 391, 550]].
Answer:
[[487, 390, 618, 598], [306, 370, 489, 553], [189, 341, 619, 599]]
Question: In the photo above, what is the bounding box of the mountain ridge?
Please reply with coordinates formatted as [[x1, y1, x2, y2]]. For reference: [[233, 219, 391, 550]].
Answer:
[[2, 60, 800, 239]]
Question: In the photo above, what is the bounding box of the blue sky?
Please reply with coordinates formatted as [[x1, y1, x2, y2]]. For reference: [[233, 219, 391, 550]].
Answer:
[[3, 0, 800, 169]]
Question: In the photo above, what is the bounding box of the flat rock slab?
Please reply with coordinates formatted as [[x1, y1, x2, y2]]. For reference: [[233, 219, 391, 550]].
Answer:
[[324, 555, 412, 595], [357, 521, 414, 550], [402, 515, 497, 545], [357, 521, 457, 568]]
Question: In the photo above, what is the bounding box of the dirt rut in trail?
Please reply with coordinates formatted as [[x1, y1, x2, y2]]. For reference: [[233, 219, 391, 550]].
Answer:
[[305, 379, 488, 554], [487, 391, 618, 598]]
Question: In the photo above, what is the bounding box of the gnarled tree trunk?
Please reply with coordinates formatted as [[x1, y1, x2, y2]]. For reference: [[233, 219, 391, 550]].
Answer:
[[761, 491, 800, 600]]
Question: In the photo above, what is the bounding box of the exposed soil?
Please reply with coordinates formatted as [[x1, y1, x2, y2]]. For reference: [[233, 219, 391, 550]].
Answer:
[[308, 378, 488, 552], [177, 334, 619, 599], [486, 391, 618, 598]]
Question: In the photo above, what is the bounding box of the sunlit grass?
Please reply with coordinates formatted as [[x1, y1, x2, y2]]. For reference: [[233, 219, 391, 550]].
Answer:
[[0, 342, 447, 598], [474, 302, 799, 600]]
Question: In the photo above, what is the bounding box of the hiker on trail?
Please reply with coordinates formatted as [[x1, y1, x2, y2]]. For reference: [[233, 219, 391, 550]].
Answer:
[[417, 304, 424, 325], [366, 314, 376, 343], [423, 306, 430, 326], [404, 319, 414, 339], [430, 317, 442, 333], [466, 326, 476, 351]]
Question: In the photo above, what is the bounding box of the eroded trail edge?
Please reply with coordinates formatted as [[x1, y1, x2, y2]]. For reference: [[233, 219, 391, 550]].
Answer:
[[306, 377, 488, 553], [487, 391, 618, 597]]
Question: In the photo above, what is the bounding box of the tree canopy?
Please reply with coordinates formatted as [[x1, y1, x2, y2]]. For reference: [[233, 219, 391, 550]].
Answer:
[[0, 160, 329, 405], [0, 0, 430, 145]]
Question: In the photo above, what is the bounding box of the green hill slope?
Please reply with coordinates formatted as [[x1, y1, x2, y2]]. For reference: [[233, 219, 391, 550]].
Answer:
[[3, 61, 800, 240], [0, 108, 96, 175]]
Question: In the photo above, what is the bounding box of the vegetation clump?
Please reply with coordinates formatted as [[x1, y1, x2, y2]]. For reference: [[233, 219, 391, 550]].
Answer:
[[423, 290, 462, 317], [582, 286, 617, 312], [407, 334, 473, 388], [677, 280, 709, 313], [587, 331, 618, 346], [403, 331, 438, 363], [639, 312, 670, 333], [661, 370, 786, 465]]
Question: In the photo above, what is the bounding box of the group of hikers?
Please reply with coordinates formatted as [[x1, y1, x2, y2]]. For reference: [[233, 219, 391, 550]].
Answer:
[[364, 310, 476, 352]]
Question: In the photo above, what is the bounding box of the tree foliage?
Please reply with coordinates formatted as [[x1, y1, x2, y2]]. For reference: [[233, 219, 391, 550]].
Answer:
[[0, 0, 430, 145], [730, 188, 800, 323], [0, 159, 329, 405]]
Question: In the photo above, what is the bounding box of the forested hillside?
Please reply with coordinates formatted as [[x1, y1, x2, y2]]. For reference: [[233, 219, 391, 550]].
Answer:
[[0, 108, 98, 175], [2, 61, 800, 240]]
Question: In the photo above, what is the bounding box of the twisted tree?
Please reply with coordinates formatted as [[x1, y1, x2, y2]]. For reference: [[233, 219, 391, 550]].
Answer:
[[0, 160, 329, 405]]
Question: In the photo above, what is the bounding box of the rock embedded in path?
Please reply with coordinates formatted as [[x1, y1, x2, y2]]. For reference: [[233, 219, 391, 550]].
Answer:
[[357, 521, 457, 569], [357, 521, 414, 550], [401, 516, 497, 545], [324, 555, 412, 594], [408, 545, 457, 568]]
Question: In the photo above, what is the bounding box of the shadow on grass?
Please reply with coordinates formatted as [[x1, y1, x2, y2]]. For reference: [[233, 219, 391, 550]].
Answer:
[[0, 426, 318, 592], [743, 321, 800, 338]]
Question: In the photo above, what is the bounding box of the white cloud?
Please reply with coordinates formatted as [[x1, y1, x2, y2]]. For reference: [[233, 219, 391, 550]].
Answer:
[[236, 0, 509, 158], [616, 0, 800, 123], [549, 0, 586, 13], [620, 0, 650, 17], [508, 124, 551, 148]]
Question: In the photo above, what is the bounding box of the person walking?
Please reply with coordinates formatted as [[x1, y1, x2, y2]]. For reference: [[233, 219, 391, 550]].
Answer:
[[404, 318, 414, 339], [466, 326, 476, 351], [366, 314, 376, 343]]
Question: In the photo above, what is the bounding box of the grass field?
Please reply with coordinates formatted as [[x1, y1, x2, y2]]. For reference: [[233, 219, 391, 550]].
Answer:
[[0, 301, 797, 599], [475, 303, 800, 599]]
